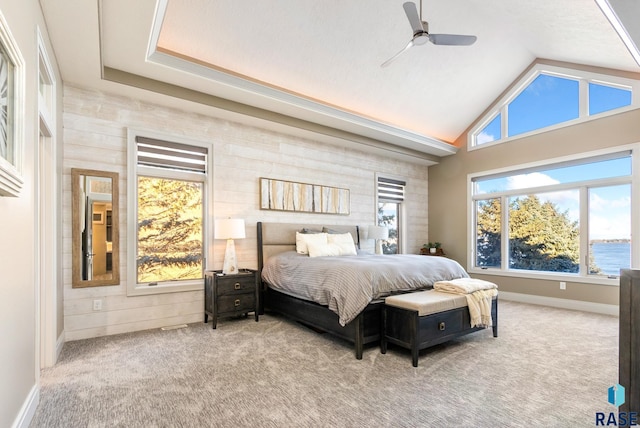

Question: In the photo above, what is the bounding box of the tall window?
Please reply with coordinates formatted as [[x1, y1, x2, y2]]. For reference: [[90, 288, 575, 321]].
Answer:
[[377, 176, 405, 254], [471, 150, 632, 280], [128, 132, 210, 295], [469, 63, 639, 149]]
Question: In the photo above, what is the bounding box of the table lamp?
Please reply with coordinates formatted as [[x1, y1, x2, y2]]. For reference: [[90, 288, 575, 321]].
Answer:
[[215, 218, 246, 274], [368, 225, 389, 255]]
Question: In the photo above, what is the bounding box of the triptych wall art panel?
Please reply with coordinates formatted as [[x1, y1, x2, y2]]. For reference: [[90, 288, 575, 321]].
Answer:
[[260, 178, 349, 215]]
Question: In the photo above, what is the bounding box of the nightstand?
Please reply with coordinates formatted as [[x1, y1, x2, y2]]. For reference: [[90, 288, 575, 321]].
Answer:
[[204, 269, 259, 329]]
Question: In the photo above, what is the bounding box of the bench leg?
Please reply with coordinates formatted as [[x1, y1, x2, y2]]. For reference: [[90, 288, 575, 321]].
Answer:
[[355, 314, 364, 360], [381, 306, 387, 354], [411, 313, 419, 367], [492, 299, 498, 337]]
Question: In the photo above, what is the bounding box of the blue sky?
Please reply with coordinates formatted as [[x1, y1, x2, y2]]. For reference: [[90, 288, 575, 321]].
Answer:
[[476, 157, 631, 240]]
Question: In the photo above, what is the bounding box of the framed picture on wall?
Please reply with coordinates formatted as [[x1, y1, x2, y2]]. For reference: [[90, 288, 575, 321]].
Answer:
[[260, 177, 350, 215], [92, 211, 104, 225], [0, 10, 24, 197]]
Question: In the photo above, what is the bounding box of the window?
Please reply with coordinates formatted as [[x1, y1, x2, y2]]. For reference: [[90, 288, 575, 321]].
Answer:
[[508, 74, 579, 137], [128, 131, 212, 296], [477, 113, 501, 145], [0, 10, 24, 197], [377, 176, 405, 254], [589, 82, 632, 115], [471, 149, 633, 282], [469, 63, 639, 150]]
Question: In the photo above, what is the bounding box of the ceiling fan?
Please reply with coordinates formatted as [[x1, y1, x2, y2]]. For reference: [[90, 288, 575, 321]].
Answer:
[[381, 1, 477, 68]]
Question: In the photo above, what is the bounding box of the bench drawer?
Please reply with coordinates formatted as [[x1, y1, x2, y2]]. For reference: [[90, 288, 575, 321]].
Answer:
[[416, 309, 466, 343]]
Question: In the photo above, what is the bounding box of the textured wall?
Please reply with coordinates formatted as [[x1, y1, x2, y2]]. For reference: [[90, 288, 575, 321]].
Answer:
[[62, 85, 431, 340]]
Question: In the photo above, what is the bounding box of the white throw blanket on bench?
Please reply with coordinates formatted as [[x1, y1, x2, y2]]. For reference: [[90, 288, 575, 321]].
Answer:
[[433, 278, 498, 328]]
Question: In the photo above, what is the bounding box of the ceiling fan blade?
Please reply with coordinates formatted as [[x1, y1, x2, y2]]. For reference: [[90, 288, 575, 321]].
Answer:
[[402, 2, 424, 34], [381, 40, 414, 68], [429, 34, 477, 46]]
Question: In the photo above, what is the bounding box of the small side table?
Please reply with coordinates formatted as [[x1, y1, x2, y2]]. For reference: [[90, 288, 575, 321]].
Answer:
[[204, 269, 259, 329], [420, 248, 446, 256]]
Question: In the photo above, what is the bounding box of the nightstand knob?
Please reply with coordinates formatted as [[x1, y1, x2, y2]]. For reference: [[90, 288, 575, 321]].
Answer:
[[234, 299, 241, 307], [439, 322, 446, 331], [234, 282, 241, 290]]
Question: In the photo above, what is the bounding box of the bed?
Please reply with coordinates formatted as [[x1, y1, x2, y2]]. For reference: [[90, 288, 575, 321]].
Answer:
[[257, 221, 470, 359]]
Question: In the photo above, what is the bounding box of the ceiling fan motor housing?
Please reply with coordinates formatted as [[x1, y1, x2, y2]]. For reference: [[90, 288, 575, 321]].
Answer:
[[413, 21, 430, 45]]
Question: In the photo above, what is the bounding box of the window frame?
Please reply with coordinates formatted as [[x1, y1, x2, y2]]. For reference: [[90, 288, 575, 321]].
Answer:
[[376, 174, 406, 254], [0, 10, 25, 197], [467, 144, 640, 286], [127, 128, 214, 296], [468, 63, 640, 151]]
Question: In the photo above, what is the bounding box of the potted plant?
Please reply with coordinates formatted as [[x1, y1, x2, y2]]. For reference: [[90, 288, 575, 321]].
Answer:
[[421, 242, 442, 255]]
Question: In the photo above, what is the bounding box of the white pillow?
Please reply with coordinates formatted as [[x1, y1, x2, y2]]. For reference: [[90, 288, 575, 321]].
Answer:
[[327, 233, 357, 256], [296, 232, 328, 254], [308, 242, 342, 258]]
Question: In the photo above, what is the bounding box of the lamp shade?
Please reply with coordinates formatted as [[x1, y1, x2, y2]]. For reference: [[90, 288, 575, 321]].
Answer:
[[215, 218, 246, 240], [367, 225, 389, 240]]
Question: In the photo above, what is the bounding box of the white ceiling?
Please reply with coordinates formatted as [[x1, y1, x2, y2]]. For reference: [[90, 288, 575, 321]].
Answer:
[[40, 0, 640, 159]]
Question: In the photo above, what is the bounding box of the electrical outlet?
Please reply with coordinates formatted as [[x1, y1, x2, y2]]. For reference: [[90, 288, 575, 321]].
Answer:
[[560, 281, 566, 290], [93, 299, 102, 311]]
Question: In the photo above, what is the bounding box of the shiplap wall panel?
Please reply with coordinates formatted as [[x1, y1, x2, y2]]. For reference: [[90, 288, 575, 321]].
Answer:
[[62, 84, 430, 341]]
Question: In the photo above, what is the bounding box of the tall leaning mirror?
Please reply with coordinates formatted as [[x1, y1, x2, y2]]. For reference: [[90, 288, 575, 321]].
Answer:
[[72, 168, 119, 288]]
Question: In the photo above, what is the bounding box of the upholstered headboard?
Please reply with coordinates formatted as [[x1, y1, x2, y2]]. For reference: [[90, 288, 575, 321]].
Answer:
[[257, 222, 360, 272]]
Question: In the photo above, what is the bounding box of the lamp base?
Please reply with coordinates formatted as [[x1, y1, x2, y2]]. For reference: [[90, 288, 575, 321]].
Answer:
[[375, 240, 383, 255], [222, 239, 238, 275]]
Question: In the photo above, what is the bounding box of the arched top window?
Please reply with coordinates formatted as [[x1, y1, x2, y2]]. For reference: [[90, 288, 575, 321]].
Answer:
[[469, 63, 640, 150]]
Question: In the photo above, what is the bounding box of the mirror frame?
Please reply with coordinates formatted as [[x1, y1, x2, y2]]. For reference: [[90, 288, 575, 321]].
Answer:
[[71, 168, 120, 288]]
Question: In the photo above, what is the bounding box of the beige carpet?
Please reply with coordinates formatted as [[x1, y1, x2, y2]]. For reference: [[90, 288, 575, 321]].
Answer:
[[30, 301, 618, 427]]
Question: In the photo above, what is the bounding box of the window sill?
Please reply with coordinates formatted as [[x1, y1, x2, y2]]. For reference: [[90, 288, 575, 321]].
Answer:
[[468, 267, 620, 287], [126, 279, 204, 296], [0, 159, 23, 197]]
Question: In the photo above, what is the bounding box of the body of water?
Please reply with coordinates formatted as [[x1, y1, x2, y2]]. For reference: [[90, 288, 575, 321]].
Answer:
[[591, 242, 630, 276]]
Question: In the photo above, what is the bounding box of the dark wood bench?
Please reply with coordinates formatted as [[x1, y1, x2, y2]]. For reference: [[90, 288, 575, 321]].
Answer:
[[381, 290, 498, 367]]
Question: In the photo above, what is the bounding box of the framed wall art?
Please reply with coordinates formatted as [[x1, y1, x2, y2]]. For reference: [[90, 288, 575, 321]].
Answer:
[[260, 178, 350, 215]]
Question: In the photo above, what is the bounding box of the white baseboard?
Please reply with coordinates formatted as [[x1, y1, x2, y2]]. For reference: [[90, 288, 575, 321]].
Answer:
[[12, 384, 38, 428], [499, 291, 619, 317]]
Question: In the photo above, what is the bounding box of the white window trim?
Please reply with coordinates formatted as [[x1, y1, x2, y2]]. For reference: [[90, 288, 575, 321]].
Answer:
[[0, 10, 25, 197], [126, 128, 214, 296], [468, 63, 640, 151], [37, 27, 59, 368], [467, 143, 640, 286]]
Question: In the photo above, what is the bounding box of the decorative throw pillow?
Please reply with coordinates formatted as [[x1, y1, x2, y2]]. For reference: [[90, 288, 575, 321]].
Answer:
[[296, 232, 328, 254], [327, 233, 357, 256]]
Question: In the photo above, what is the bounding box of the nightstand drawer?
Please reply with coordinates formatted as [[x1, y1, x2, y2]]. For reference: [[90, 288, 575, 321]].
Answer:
[[216, 275, 255, 295], [217, 294, 256, 313]]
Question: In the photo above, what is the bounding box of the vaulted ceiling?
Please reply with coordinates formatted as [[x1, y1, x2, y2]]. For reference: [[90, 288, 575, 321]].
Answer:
[[40, 0, 640, 160]]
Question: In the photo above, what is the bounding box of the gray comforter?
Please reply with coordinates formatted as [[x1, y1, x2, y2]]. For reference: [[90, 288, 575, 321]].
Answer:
[[261, 251, 469, 326]]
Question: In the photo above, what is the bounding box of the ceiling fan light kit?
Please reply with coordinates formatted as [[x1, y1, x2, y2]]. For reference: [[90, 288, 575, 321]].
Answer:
[[381, 1, 477, 68]]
